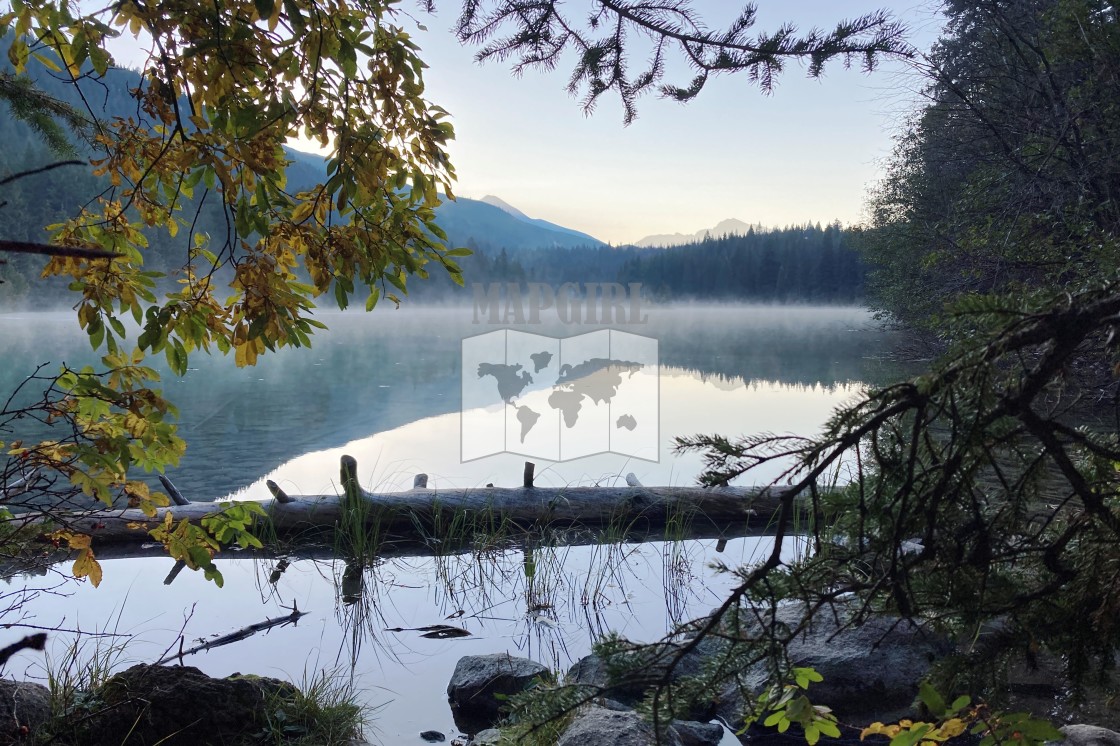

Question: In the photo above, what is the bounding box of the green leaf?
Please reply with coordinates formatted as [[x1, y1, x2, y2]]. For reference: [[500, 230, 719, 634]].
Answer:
[[254, 0, 275, 19], [794, 667, 822, 689], [88, 44, 110, 75], [334, 282, 349, 310], [108, 316, 127, 339], [919, 681, 946, 717], [283, 0, 305, 32], [89, 318, 105, 349], [166, 341, 187, 376], [817, 720, 841, 739]]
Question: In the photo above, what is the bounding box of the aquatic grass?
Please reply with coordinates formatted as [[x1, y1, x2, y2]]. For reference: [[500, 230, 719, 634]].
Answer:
[[34, 617, 135, 744], [662, 495, 699, 544], [661, 540, 702, 629], [256, 667, 369, 746]]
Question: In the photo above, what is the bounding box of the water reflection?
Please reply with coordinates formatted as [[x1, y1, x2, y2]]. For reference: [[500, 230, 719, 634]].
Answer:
[[226, 369, 868, 501], [16, 529, 800, 743]]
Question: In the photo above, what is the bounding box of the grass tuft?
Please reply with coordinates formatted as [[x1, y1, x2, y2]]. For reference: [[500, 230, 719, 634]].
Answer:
[[256, 668, 367, 746]]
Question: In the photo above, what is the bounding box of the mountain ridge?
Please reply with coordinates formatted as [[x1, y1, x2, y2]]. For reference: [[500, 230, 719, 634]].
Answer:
[[478, 194, 605, 247], [632, 218, 761, 248]]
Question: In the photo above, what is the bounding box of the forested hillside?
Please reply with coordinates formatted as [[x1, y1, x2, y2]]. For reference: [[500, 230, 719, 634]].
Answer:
[[859, 0, 1120, 332], [403, 222, 865, 303], [618, 222, 861, 302]]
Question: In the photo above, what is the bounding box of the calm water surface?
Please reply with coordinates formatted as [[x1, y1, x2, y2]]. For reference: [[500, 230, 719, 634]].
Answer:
[[0, 305, 903, 743]]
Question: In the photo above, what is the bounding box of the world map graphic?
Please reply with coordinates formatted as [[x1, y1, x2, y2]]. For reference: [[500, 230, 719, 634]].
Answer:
[[477, 357, 644, 443], [461, 329, 659, 462]]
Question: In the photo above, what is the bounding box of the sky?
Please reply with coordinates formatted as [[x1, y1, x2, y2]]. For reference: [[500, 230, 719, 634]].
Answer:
[[363, 1, 947, 245], [102, 1, 946, 246]]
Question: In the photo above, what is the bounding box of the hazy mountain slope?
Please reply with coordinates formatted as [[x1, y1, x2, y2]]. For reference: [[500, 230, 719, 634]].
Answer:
[[480, 194, 605, 247], [430, 195, 603, 250], [633, 218, 759, 247]]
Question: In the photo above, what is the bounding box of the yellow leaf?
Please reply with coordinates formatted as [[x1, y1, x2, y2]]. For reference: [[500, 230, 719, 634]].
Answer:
[[73, 548, 103, 587], [291, 200, 314, 223], [937, 719, 967, 739]]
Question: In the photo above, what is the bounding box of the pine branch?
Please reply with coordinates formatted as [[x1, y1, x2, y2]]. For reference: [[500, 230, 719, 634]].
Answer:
[[452, 1, 914, 123]]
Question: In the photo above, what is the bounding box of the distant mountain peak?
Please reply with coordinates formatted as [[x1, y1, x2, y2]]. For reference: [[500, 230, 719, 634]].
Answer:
[[632, 218, 759, 248], [480, 195, 530, 221]]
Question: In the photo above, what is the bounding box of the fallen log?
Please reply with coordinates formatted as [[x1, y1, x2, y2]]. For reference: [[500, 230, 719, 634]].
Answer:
[[25, 455, 813, 546]]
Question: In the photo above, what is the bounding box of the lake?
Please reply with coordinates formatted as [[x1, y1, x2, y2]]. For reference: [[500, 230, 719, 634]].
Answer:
[[0, 304, 903, 743]]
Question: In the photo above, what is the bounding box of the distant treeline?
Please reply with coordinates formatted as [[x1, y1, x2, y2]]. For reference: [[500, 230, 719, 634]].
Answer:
[[406, 222, 864, 304]]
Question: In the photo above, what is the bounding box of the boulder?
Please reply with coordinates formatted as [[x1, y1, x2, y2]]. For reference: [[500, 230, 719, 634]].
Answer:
[[75, 664, 300, 745], [0, 679, 50, 741], [557, 705, 683, 746], [447, 654, 549, 732], [1060, 725, 1120, 746], [472, 728, 503, 745], [565, 641, 714, 718], [671, 719, 726, 746], [563, 602, 948, 733], [714, 603, 950, 728]]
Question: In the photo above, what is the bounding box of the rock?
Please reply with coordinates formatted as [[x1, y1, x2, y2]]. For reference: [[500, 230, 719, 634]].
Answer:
[[671, 719, 725, 746], [710, 604, 949, 729], [1060, 725, 1120, 746], [557, 705, 684, 746], [565, 642, 707, 715], [564, 603, 948, 737], [472, 728, 503, 745], [421, 729, 447, 742], [0, 679, 50, 741], [447, 654, 549, 731], [77, 664, 300, 745], [775, 612, 945, 721]]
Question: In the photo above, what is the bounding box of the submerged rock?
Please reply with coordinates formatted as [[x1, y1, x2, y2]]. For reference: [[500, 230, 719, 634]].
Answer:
[[564, 602, 950, 733], [565, 641, 714, 718], [447, 653, 549, 732]]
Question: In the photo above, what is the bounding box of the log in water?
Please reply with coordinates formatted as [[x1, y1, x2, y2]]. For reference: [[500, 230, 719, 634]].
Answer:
[[23, 456, 810, 546]]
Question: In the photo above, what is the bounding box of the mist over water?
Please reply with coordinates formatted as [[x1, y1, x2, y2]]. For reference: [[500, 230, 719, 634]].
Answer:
[[1, 304, 904, 498]]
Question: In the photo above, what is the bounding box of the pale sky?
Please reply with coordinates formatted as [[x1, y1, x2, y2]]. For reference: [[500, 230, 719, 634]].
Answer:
[[104, 2, 945, 246], [389, 2, 945, 245]]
